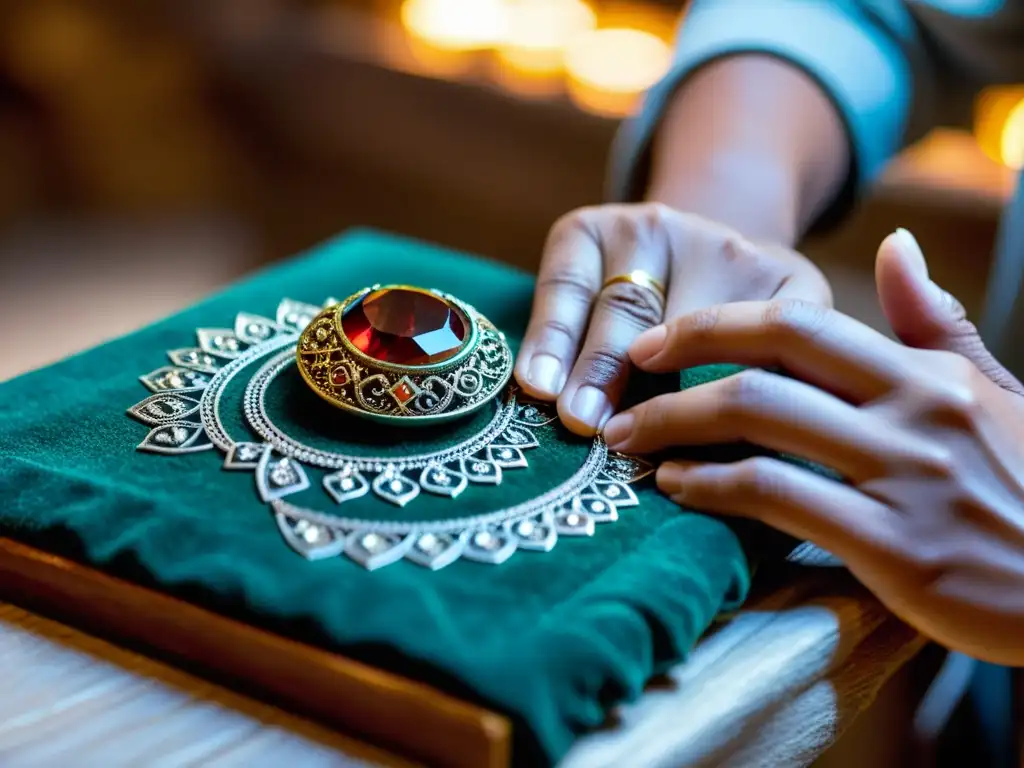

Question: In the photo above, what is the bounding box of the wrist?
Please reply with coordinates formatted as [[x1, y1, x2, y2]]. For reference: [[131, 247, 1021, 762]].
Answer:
[[642, 54, 849, 248], [646, 149, 802, 247]]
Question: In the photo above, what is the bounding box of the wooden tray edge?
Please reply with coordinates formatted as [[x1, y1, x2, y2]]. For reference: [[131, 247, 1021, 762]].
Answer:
[[0, 537, 511, 768]]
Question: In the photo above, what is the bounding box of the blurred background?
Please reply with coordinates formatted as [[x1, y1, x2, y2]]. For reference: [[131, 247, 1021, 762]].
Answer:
[[0, 1, 1021, 764], [0, 0, 1021, 380]]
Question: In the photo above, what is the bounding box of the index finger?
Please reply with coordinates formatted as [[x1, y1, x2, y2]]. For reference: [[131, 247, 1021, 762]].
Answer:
[[514, 213, 602, 399], [630, 299, 913, 404], [659, 456, 895, 569]]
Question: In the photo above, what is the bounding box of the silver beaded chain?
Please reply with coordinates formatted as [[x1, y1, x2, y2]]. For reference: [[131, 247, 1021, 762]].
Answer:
[[274, 440, 608, 535], [244, 348, 516, 471]]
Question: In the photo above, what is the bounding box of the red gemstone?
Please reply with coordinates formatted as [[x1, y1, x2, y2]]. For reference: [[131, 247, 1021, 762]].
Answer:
[[342, 288, 468, 365], [330, 366, 349, 386], [393, 382, 414, 403]]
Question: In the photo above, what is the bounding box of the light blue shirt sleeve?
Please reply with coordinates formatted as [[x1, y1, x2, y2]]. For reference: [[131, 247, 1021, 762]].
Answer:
[[607, 0, 924, 209]]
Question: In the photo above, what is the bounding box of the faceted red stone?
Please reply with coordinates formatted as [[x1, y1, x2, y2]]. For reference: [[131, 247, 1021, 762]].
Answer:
[[393, 382, 414, 403], [341, 288, 468, 365], [330, 366, 349, 386]]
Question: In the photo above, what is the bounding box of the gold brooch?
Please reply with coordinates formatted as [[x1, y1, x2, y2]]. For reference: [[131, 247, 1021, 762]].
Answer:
[[296, 285, 514, 426]]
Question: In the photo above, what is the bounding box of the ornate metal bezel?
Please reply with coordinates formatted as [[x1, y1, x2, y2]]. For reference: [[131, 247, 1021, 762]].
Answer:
[[295, 285, 512, 427], [126, 296, 653, 571]]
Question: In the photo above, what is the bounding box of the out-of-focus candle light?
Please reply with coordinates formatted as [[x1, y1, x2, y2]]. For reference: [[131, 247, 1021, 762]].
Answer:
[[400, 0, 507, 51], [498, 0, 596, 76], [564, 27, 671, 117], [1000, 97, 1024, 170], [975, 86, 1024, 170]]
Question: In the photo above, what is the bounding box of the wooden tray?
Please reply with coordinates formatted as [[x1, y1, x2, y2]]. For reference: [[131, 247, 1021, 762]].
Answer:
[[0, 538, 510, 768]]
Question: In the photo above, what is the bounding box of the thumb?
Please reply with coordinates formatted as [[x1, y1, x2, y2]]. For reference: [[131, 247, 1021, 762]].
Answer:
[[876, 228, 1024, 395]]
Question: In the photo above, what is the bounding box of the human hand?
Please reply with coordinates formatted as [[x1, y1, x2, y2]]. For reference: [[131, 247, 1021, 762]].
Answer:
[[601, 229, 1024, 665], [513, 203, 831, 436]]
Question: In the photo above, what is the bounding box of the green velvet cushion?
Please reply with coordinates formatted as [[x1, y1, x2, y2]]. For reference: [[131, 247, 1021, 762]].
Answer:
[[0, 230, 784, 765]]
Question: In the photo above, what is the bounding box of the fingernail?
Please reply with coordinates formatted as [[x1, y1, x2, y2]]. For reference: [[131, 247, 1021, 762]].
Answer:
[[602, 412, 634, 450], [569, 386, 612, 430], [895, 228, 928, 281], [630, 324, 668, 364], [528, 354, 564, 395], [895, 227, 949, 304]]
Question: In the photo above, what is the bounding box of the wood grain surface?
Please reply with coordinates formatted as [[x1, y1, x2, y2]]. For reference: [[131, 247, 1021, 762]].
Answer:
[[0, 601, 417, 767], [0, 539, 509, 768], [0, 544, 923, 768]]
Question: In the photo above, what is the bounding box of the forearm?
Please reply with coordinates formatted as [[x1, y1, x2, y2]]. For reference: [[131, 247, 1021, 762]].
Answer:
[[645, 55, 850, 247]]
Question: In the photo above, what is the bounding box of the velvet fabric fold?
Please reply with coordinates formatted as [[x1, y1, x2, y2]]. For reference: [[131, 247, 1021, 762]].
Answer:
[[0, 230, 782, 764]]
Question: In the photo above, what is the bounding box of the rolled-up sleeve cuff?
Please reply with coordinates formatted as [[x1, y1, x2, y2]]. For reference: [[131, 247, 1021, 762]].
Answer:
[[607, 0, 914, 213]]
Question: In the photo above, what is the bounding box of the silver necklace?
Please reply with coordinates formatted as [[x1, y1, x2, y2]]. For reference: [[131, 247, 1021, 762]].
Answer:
[[127, 297, 652, 570]]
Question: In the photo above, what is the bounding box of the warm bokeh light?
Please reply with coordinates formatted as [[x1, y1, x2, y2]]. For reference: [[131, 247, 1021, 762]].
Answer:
[[974, 86, 1024, 169], [498, 0, 597, 76], [564, 27, 671, 117], [400, 0, 507, 51], [397, 0, 677, 116], [1000, 97, 1024, 170]]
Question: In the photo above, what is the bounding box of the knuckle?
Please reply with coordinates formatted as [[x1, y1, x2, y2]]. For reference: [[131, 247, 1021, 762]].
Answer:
[[608, 211, 642, 244], [536, 270, 596, 305], [576, 346, 629, 388], [937, 385, 981, 422], [906, 441, 957, 479], [875, 516, 953, 578], [599, 282, 664, 329], [607, 203, 675, 254], [719, 237, 793, 295], [637, 201, 674, 231], [545, 215, 578, 252], [545, 208, 599, 257], [635, 398, 670, 436], [911, 359, 982, 425], [762, 298, 833, 342], [718, 234, 754, 265], [536, 317, 578, 347], [901, 541, 946, 577], [733, 457, 785, 501], [675, 305, 723, 342], [549, 208, 590, 239], [720, 369, 774, 417], [899, 534, 959, 582]]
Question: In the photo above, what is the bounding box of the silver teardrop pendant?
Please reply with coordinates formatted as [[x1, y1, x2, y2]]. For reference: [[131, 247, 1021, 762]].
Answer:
[[553, 500, 595, 536], [487, 445, 528, 469], [127, 390, 203, 426], [256, 451, 310, 502], [460, 456, 503, 485], [324, 465, 370, 504], [223, 441, 268, 470], [405, 532, 467, 570], [462, 527, 518, 564], [372, 470, 420, 507], [275, 511, 346, 561], [577, 493, 618, 522], [419, 464, 468, 498], [345, 530, 414, 570], [507, 513, 557, 552], [137, 422, 212, 455]]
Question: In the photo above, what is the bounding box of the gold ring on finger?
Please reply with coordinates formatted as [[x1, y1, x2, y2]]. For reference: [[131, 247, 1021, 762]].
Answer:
[[600, 269, 666, 304]]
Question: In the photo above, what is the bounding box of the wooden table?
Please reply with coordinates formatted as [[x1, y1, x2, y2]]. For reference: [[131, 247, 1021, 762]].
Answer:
[[0, 571, 923, 767], [0, 219, 925, 767]]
